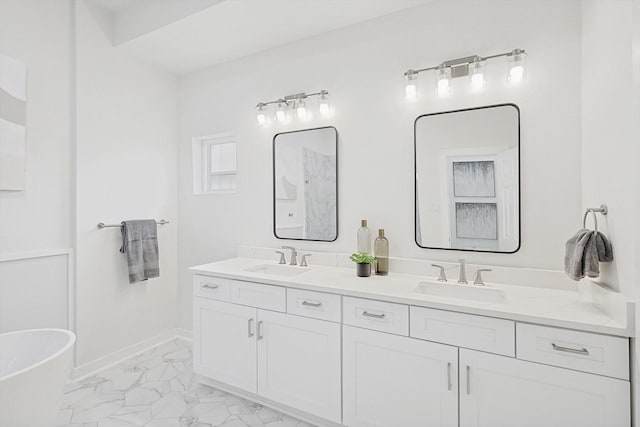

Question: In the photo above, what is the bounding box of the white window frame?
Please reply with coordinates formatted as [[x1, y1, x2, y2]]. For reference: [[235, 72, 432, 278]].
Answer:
[[192, 132, 237, 195]]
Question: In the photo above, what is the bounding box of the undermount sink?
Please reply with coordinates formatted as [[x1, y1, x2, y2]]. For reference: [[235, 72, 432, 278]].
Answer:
[[414, 281, 506, 304], [244, 264, 310, 277]]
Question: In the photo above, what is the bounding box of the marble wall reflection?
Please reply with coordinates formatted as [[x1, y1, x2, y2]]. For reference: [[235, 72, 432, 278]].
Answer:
[[274, 127, 337, 241]]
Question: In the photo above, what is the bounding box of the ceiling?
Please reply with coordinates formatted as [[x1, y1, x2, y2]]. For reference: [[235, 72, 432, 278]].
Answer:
[[86, 0, 431, 75]]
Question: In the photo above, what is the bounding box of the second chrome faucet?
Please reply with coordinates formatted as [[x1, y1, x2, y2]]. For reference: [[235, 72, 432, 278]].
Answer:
[[431, 259, 491, 286]]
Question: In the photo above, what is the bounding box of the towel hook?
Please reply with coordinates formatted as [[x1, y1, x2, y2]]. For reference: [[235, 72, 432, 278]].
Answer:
[[582, 204, 608, 233]]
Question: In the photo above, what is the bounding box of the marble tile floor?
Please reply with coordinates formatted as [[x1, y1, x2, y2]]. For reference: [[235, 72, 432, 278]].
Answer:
[[57, 339, 315, 427]]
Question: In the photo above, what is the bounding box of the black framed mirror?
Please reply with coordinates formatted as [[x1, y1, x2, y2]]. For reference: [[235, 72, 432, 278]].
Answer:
[[273, 126, 338, 242], [415, 104, 520, 253]]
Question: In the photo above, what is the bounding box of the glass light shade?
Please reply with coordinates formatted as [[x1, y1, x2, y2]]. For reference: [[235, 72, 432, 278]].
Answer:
[[436, 65, 451, 95], [508, 49, 527, 84], [256, 104, 267, 126], [275, 101, 287, 122], [404, 70, 418, 99], [318, 91, 331, 118], [469, 58, 486, 91], [296, 98, 308, 120]]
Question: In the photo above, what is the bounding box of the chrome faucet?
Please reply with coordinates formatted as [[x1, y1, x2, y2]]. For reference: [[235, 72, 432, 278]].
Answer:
[[458, 259, 468, 284], [281, 246, 298, 266], [300, 254, 312, 267], [473, 269, 492, 286], [431, 264, 447, 282]]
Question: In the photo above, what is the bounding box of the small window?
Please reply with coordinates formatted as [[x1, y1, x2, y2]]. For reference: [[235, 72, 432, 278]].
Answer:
[[193, 133, 237, 194]]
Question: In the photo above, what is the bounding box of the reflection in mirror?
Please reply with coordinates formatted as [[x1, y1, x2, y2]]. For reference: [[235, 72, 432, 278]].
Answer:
[[273, 126, 338, 241], [415, 104, 520, 253]]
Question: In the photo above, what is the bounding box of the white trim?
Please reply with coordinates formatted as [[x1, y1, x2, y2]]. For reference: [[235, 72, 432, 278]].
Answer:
[[175, 327, 193, 341], [70, 329, 188, 382], [192, 132, 237, 195], [197, 376, 342, 427], [0, 249, 76, 352], [66, 249, 76, 364], [0, 248, 72, 262]]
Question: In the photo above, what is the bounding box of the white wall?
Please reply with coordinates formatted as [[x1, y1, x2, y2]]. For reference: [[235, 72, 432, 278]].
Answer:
[[581, 0, 635, 297], [74, 1, 178, 366], [0, 0, 73, 253], [177, 0, 583, 328], [631, 1, 640, 425]]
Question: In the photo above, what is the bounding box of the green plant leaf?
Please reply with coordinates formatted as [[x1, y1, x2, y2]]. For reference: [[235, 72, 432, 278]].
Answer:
[[350, 251, 376, 264]]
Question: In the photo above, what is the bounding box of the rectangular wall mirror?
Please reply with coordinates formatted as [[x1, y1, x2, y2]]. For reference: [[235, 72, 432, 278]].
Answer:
[[415, 104, 520, 253], [273, 126, 338, 241]]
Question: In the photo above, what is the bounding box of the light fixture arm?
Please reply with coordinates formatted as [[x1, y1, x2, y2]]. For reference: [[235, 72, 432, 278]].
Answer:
[[405, 48, 525, 78], [255, 90, 331, 126], [257, 90, 329, 108]]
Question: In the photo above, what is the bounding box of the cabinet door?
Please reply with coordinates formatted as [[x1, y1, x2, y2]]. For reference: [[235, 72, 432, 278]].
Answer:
[[343, 325, 458, 427], [256, 310, 341, 423], [459, 349, 630, 427], [193, 298, 257, 393]]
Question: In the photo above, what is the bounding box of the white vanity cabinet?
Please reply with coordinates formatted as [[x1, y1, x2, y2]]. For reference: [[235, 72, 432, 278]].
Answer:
[[192, 270, 632, 427], [193, 297, 258, 393], [257, 310, 341, 423], [459, 348, 631, 427], [192, 277, 341, 424], [343, 325, 458, 427]]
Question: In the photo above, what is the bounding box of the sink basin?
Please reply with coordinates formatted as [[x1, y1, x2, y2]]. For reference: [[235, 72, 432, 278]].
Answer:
[[414, 281, 506, 304], [244, 264, 310, 277]]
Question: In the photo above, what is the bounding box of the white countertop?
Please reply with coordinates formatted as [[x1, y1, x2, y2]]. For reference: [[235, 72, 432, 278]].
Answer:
[[190, 257, 634, 337]]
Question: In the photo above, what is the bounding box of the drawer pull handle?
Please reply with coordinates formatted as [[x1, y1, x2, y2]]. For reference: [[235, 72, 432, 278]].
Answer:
[[447, 362, 452, 391], [202, 284, 219, 290], [362, 311, 386, 319], [248, 318, 254, 338], [257, 321, 264, 340], [466, 365, 471, 395], [302, 301, 322, 308], [552, 343, 589, 355]]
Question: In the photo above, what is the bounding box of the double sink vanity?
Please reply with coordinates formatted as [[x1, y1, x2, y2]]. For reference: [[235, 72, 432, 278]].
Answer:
[[190, 250, 633, 427], [190, 103, 633, 426]]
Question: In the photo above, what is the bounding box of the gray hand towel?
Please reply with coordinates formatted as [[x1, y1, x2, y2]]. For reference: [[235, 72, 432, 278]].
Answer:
[[564, 229, 592, 281], [564, 228, 614, 281], [120, 219, 160, 284]]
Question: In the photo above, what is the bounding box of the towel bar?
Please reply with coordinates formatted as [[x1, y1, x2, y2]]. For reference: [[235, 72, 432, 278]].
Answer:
[[582, 204, 607, 232], [97, 219, 170, 229]]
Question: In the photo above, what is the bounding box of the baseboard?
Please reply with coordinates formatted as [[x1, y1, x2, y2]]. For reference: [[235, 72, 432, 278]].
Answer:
[[70, 328, 189, 382], [197, 375, 342, 427], [174, 327, 193, 341]]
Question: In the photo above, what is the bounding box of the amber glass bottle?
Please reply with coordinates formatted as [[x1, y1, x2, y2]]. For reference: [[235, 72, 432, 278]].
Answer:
[[374, 229, 389, 275]]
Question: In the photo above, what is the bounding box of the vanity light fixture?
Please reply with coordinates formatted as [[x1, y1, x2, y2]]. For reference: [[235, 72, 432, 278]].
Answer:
[[469, 56, 486, 91], [318, 90, 332, 118], [436, 64, 451, 96], [507, 48, 526, 84], [295, 97, 308, 120], [256, 103, 268, 126], [404, 70, 419, 99], [255, 90, 331, 127], [403, 48, 526, 99], [275, 100, 288, 123]]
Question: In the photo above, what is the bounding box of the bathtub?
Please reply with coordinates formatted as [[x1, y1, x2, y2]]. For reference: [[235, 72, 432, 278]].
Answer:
[[0, 329, 75, 427]]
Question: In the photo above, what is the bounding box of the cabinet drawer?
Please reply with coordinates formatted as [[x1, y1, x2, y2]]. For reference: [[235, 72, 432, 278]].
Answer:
[[343, 297, 409, 335], [516, 323, 629, 380], [410, 307, 515, 356], [287, 288, 341, 322], [193, 275, 230, 302], [230, 280, 286, 312]]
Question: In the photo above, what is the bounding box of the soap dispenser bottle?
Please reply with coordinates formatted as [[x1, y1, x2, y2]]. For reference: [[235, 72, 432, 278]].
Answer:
[[374, 229, 389, 275], [357, 219, 371, 254]]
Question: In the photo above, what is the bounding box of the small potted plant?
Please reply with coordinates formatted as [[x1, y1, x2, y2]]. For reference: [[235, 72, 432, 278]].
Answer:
[[350, 252, 376, 277]]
